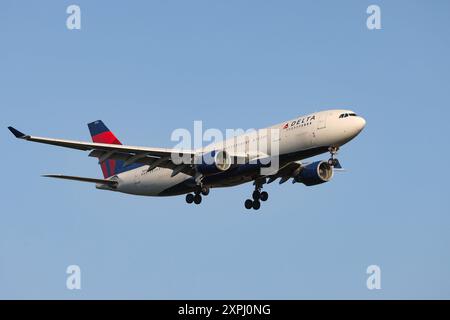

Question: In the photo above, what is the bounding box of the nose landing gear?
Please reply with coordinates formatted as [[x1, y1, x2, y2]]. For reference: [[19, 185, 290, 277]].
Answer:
[[327, 146, 342, 168]]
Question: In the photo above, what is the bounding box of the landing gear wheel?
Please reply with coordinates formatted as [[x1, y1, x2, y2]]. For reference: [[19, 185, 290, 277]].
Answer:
[[186, 194, 194, 204], [252, 190, 261, 201], [201, 186, 210, 196], [252, 200, 261, 210], [193, 194, 202, 205], [244, 199, 253, 210], [260, 191, 269, 202]]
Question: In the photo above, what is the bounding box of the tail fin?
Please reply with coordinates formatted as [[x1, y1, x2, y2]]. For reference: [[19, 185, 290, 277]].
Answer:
[[88, 120, 141, 178], [88, 120, 122, 145]]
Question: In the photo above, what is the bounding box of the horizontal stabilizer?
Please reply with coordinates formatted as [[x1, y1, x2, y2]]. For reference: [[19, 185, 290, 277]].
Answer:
[[42, 174, 118, 187]]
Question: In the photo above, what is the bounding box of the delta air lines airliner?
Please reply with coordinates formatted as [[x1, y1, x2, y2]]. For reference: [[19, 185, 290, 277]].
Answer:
[[8, 109, 365, 210]]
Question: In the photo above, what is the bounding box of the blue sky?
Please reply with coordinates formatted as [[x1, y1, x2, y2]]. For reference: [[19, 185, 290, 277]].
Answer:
[[1, 0, 449, 299]]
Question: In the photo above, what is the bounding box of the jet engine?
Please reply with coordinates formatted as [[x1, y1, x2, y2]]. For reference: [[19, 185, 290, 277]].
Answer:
[[294, 161, 334, 186], [196, 150, 232, 175]]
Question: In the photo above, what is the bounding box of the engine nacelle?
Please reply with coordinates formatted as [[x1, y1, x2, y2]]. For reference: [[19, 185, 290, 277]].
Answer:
[[294, 161, 334, 186], [196, 150, 232, 175]]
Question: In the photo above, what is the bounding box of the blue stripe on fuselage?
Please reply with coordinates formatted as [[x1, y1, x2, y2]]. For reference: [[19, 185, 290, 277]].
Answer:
[[114, 161, 144, 175]]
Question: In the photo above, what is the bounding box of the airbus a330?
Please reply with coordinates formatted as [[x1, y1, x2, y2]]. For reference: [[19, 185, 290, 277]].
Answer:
[[8, 109, 366, 210]]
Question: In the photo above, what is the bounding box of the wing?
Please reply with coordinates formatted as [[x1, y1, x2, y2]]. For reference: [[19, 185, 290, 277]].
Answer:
[[8, 126, 197, 175], [265, 161, 302, 184]]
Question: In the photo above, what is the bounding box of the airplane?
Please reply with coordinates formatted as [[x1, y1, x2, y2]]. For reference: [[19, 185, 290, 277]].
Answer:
[[8, 109, 366, 210]]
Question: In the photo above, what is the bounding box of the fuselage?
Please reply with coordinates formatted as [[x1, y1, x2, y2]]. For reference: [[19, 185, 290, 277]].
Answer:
[[110, 109, 366, 196]]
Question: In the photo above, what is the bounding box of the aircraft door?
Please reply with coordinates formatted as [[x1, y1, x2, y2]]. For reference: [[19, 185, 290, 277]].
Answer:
[[316, 113, 327, 130], [313, 113, 328, 147], [134, 169, 142, 185]]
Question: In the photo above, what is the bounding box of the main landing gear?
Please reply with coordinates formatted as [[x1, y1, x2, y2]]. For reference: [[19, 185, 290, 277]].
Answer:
[[186, 185, 210, 205], [244, 185, 268, 211]]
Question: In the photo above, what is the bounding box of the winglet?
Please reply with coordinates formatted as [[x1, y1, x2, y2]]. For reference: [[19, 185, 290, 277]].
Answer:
[[8, 126, 29, 139]]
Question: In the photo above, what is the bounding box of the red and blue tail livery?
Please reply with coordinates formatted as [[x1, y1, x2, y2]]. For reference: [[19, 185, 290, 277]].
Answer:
[[88, 120, 122, 145], [88, 120, 142, 178]]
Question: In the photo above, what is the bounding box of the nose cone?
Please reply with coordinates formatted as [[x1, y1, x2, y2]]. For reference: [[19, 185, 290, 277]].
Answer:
[[356, 116, 366, 132], [346, 116, 366, 141]]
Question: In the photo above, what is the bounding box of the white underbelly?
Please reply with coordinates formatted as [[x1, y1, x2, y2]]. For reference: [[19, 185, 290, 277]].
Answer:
[[115, 166, 191, 196]]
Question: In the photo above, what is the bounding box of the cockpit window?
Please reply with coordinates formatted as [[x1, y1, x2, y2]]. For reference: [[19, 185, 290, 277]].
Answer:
[[339, 113, 357, 118]]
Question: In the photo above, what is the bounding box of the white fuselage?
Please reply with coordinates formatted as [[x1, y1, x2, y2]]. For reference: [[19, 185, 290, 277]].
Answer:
[[109, 109, 366, 196]]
